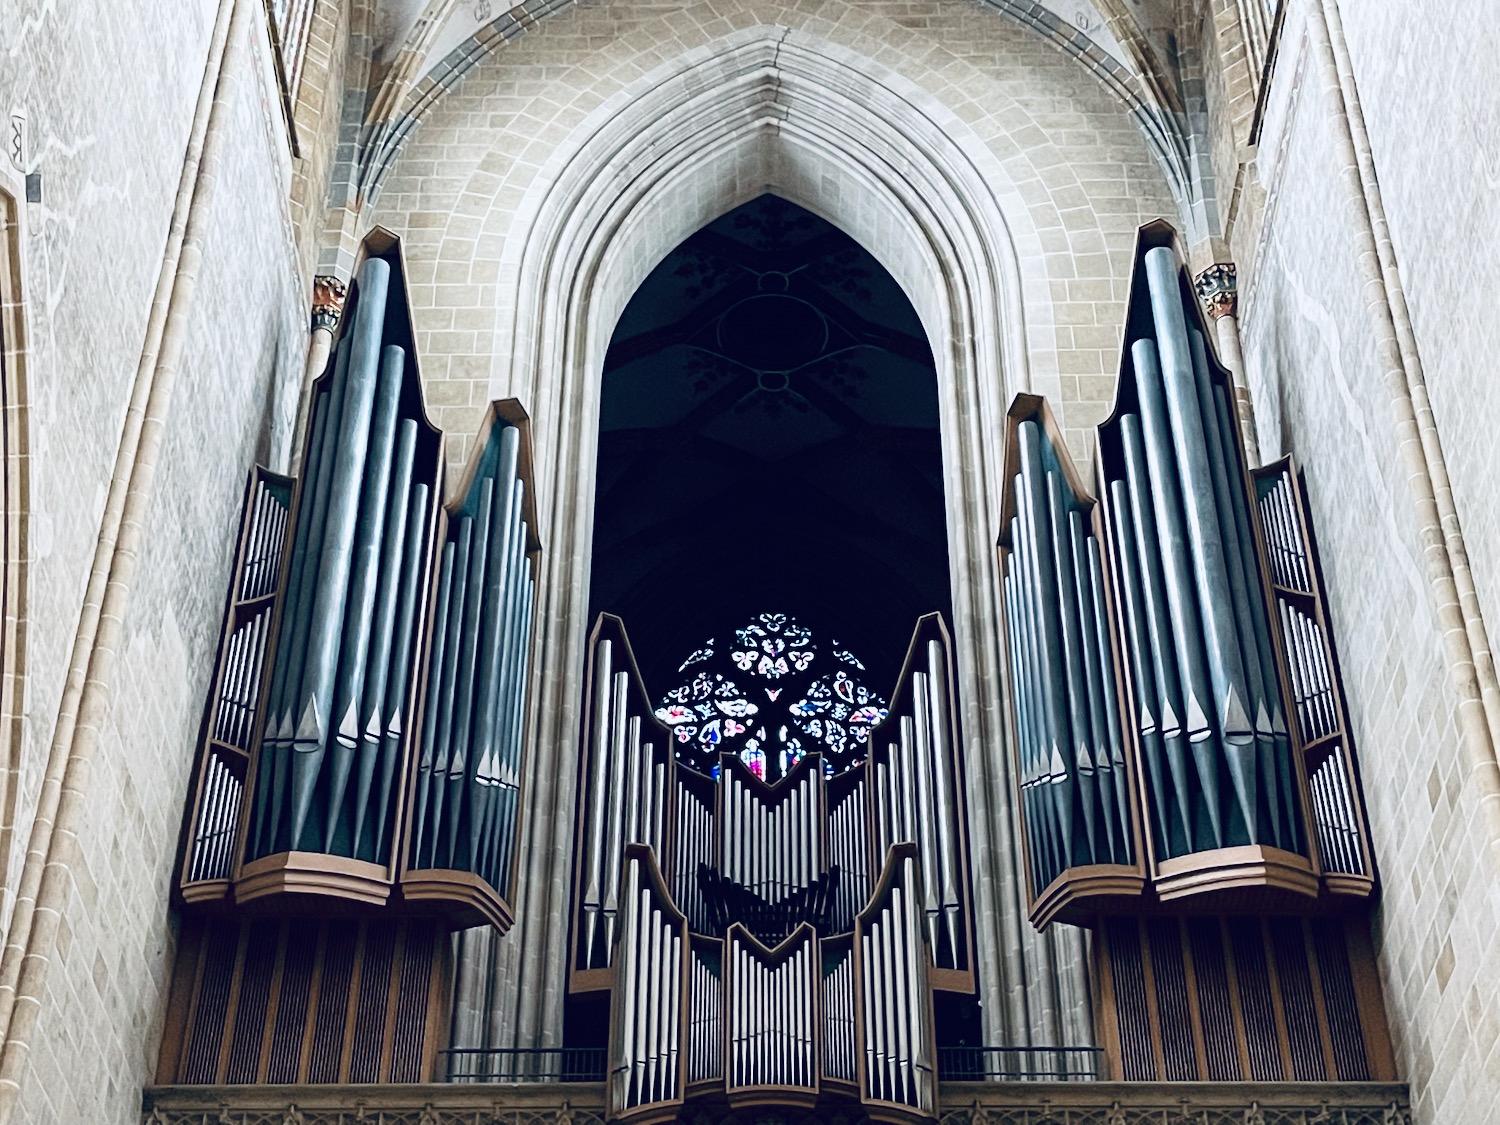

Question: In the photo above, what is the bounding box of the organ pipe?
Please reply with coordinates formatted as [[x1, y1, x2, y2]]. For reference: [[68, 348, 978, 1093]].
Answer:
[[174, 241, 547, 939], [608, 847, 687, 1119], [245, 255, 443, 864], [1000, 224, 1375, 927], [408, 416, 538, 897], [570, 612, 973, 1122], [725, 924, 818, 1099], [856, 845, 934, 1114], [1253, 457, 1373, 889], [181, 467, 291, 899], [1002, 409, 1136, 898]]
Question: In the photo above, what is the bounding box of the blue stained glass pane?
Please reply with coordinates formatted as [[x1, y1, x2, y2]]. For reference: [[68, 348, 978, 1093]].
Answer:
[[659, 611, 885, 779]]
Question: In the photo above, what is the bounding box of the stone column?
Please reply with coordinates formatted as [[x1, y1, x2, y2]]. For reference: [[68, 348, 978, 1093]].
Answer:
[[1194, 262, 1260, 466], [291, 274, 346, 471]]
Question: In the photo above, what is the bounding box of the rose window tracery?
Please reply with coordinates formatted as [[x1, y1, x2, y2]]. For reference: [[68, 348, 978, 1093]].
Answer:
[[655, 612, 887, 780]]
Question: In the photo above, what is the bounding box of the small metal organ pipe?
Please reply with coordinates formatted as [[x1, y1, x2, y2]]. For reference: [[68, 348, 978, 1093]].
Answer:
[[609, 850, 686, 1117], [1001, 420, 1153, 891], [408, 420, 534, 892]]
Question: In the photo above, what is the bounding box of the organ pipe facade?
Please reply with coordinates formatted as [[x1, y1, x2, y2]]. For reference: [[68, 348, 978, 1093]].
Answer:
[[999, 222, 1391, 1084], [572, 614, 971, 1123], [161, 234, 544, 1083], [158, 221, 1397, 1107]]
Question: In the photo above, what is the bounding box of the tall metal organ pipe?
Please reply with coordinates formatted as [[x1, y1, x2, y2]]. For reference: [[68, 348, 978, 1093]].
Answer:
[[246, 257, 443, 864]]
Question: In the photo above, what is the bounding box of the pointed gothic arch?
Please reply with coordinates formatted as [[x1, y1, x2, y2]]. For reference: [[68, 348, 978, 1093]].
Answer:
[[425, 26, 1102, 1059]]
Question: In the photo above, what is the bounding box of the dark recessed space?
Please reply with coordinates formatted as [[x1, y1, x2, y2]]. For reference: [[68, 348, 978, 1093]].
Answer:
[[588, 193, 953, 693]]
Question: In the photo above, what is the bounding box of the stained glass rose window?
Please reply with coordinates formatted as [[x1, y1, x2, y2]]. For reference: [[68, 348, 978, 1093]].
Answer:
[[656, 612, 887, 780]]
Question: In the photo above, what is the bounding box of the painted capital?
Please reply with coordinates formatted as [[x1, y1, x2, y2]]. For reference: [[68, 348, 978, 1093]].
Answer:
[[1194, 261, 1237, 320], [311, 275, 348, 332]]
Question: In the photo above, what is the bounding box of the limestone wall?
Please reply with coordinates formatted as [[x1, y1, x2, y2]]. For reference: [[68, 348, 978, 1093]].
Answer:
[[365, 0, 1179, 468], [1238, 4, 1500, 1120], [0, 1, 309, 1120]]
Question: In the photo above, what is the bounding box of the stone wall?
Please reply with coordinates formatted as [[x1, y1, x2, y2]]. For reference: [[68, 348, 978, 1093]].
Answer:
[[0, 1, 308, 1120], [365, 0, 1179, 467], [1238, 4, 1500, 1121]]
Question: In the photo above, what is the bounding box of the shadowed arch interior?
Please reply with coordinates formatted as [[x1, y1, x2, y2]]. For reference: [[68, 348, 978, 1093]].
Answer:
[[588, 194, 953, 690]]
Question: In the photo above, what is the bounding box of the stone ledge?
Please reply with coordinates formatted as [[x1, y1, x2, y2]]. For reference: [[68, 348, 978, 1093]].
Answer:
[[142, 1081, 1409, 1125]]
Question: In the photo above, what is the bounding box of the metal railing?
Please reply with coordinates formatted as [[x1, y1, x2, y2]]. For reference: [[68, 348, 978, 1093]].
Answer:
[[442, 1047, 608, 1083], [937, 1045, 1103, 1081]]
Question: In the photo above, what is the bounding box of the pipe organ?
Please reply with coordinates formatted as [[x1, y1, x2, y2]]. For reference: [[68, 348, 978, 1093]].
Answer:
[[160, 233, 542, 1085], [999, 222, 1392, 1084], [152, 221, 1400, 1108], [572, 614, 971, 1123]]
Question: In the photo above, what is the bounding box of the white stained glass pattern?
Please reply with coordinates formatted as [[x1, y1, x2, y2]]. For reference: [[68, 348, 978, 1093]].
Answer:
[[657, 613, 887, 780]]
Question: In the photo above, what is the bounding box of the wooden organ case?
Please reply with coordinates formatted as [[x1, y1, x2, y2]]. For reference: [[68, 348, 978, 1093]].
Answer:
[[569, 614, 975, 1124], [157, 232, 543, 1085], [998, 221, 1394, 1085]]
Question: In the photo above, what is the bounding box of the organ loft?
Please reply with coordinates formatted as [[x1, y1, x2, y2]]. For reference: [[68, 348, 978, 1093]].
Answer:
[[4, 1, 1496, 1123]]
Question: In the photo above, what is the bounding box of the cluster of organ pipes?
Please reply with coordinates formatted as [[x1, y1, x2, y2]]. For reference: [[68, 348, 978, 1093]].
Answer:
[[867, 630, 973, 973], [822, 944, 857, 1083], [577, 614, 970, 1122], [826, 777, 869, 934], [610, 848, 686, 1115], [720, 762, 823, 904], [1000, 228, 1375, 924], [177, 245, 542, 928], [688, 947, 723, 1083], [1098, 246, 1301, 860], [249, 256, 437, 863], [858, 848, 935, 1114], [182, 469, 292, 889], [215, 610, 272, 749], [674, 775, 714, 935], [408, 419, 537, 896], [188, 755, 243, 882], [239, 478, 292, 601], [1254, 459, 1370, 880], [578, 627, 675, 970], [726, 926, 818, 1093], [1003, 418, 1133, 894]]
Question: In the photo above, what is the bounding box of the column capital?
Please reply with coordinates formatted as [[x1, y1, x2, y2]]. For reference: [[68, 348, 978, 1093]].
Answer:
[[311, 274, 348, 332], [1193, 261, 1237, 320]]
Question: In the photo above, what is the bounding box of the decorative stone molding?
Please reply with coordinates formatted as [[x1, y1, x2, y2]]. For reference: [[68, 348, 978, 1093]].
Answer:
[[141, 1087, 606, 1125], [311, 275, 347, 332], [1194, 261, 1239, 320], [139, 1083, 1409, 1125], [941, 1082, 1411, 1125]]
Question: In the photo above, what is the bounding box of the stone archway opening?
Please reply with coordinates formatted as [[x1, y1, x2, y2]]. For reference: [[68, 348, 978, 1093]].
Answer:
[[587, 193, 953, 694], [454, 28, 1096, 1060]]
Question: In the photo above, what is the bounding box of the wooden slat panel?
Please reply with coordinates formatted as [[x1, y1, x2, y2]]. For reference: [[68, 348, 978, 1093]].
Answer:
[[1187, 917, 1241, 1080]]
